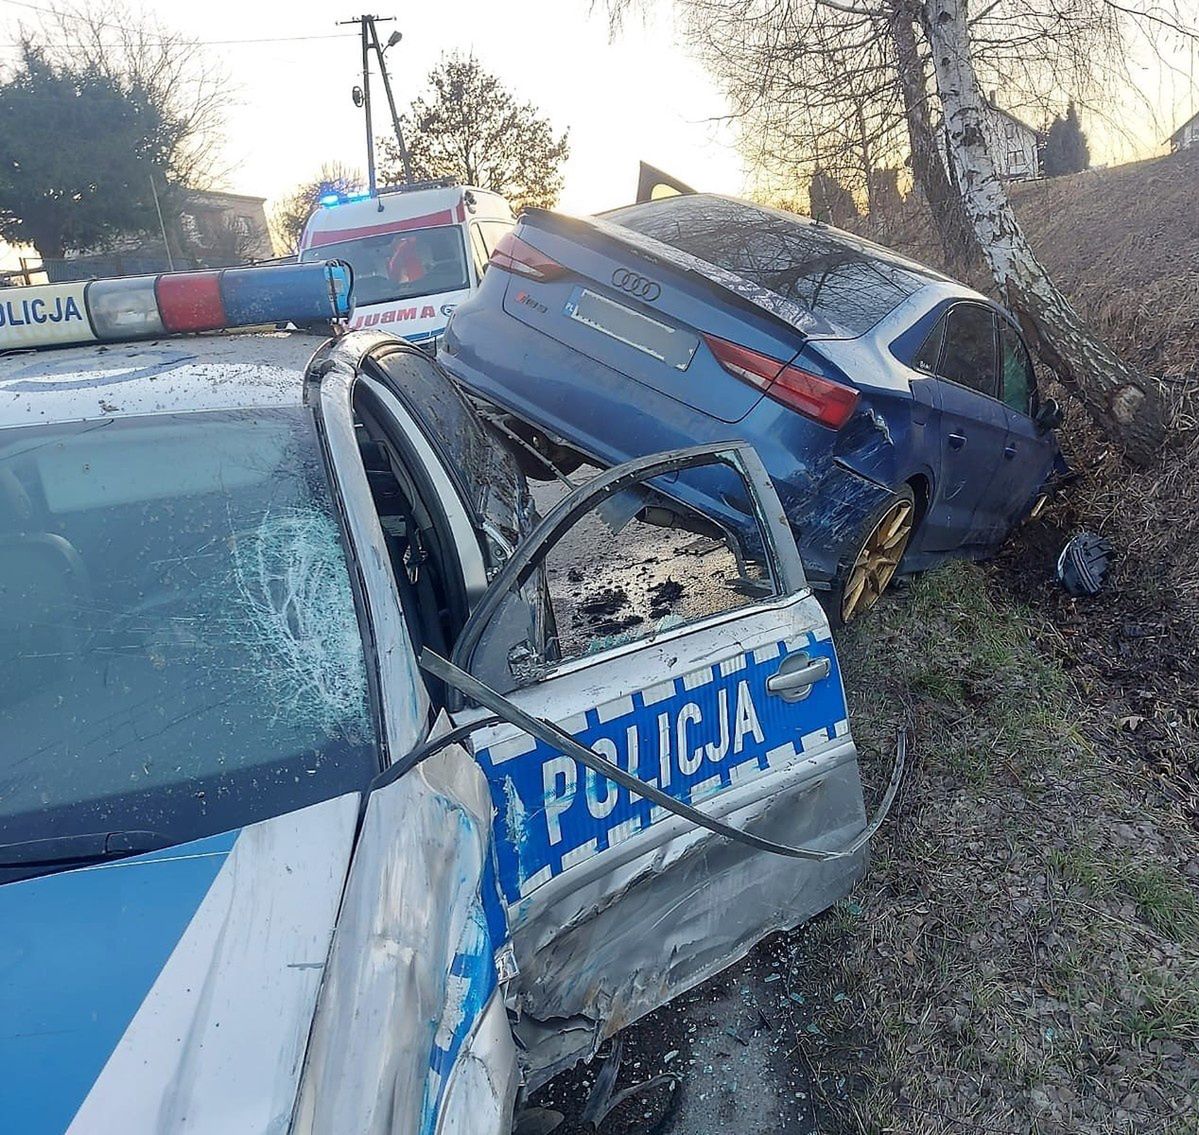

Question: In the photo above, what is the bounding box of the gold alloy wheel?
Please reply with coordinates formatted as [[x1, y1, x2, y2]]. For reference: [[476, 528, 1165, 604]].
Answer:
[[841, 497, 915, 623]]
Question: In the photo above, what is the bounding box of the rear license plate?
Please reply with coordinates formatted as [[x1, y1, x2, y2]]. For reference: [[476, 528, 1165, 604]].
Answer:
[[564, 287, 698, 370]]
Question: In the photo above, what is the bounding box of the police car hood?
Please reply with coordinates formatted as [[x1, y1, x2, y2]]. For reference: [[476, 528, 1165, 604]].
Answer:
[[0, 794, 360, 1134]]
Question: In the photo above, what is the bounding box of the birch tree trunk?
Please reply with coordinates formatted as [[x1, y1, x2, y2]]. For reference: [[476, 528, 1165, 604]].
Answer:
[[889, 2, 980, 278], [922, 0, 1168, 465]]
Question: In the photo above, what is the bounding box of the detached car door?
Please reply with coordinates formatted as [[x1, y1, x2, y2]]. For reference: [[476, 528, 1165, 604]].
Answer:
[[435, 442, 875, 1088]]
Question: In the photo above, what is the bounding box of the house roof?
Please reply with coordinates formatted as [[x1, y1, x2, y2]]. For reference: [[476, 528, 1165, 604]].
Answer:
[[184, 189, 269, 209], [984, 98, 1039, 136], [1169, 109, 1199, 143]]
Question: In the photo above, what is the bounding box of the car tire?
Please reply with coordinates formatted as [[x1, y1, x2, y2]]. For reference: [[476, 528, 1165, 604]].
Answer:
[[822, 484, 916, 627]]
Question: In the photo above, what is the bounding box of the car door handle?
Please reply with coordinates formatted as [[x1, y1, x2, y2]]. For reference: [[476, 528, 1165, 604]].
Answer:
[[1004, 443, 1017, 459], [948, 432, 966, 450], [766, 652, 831, 701]]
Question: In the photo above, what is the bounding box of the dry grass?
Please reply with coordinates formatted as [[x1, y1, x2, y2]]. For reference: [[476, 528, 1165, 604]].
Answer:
[[784, 563, 1199, 1134], [780, 158, 1199, 1133], [858, 148, 1199, 813]]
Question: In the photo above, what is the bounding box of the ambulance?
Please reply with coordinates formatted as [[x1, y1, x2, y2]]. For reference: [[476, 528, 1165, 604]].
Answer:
[[298, 179, 515, 347]]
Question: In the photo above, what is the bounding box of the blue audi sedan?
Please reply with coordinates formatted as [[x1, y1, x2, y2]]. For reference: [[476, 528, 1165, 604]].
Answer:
[[441, 193, 1065, 622]]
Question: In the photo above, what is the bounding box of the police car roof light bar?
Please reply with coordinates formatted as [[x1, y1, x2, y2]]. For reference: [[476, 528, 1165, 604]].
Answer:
[[0, 262, 354, 353]]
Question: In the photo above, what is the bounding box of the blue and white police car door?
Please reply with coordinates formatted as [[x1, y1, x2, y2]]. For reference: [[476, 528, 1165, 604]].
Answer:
[[446, 444, 869, 1077]]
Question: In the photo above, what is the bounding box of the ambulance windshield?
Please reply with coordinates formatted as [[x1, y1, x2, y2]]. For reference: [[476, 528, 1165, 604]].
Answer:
[[301, 225, 470, 306]]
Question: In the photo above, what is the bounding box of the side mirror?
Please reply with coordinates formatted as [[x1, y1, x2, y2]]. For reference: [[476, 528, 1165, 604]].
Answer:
[[1034, 397, 1063, 433]]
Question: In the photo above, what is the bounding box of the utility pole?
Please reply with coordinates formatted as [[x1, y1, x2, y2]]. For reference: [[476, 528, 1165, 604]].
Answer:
[[338, 13, 414, 196], [369, 20, 414, 186], [148, 170, 176, 271]]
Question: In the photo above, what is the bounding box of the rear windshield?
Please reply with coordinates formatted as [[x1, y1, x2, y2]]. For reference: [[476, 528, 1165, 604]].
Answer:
[[0, 408, 379, 878], [301, 224, 469, 306], [606, 195, 931, 336]]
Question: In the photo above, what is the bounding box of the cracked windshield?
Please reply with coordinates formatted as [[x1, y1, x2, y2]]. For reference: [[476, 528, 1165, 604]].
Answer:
[[0, 409, 378, 864]]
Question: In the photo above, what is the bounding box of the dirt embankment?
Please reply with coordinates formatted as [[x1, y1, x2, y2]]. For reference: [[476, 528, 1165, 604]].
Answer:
[[861, 148, 1199, 384], [816, 150, 1199, 1133], [861, 149, 1199, 814]]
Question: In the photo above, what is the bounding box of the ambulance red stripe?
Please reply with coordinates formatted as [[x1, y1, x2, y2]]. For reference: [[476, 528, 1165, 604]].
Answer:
[[306, 207, 461, 248]]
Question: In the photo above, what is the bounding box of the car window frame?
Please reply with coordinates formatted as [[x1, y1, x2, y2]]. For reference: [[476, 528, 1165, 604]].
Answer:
[[311, 342, 432, 763], [931, 300, 1003, 404], [468, 222, 490, 284], [476, 219, 514, 255], [361, 340, 527, 579], [998, 318, 1038, 419], [450, 442, 807, 706], [911, 313, 947, 375], [353, 376, 484, 610]]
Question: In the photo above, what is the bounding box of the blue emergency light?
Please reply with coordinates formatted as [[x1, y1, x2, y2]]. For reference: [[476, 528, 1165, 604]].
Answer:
[[318, 190, 373, 207], [0, 262, 354, 352]]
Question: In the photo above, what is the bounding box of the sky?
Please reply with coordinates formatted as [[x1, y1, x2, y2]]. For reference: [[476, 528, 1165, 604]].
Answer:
[[1, 0, 746, 213], [1, 0, 1195, 269]]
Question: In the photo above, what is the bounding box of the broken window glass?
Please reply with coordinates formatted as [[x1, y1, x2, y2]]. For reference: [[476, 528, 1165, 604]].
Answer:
[[0, 408, 380, 866], [471, 459, 781, 689]]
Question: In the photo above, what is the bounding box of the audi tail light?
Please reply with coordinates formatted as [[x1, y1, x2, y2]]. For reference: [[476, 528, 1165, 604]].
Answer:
[[489, 231, 567, 282], [704, 334, 859, 429]]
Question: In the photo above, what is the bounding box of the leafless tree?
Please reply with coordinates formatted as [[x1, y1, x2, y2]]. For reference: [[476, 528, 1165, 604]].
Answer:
[[602, 0, 1192, 462], [182, 209, 266, 267], [31, 2, 231, 197], [924, 0, 1170, 457], [270, 163, 363, 256], [0, 2, 230, 260]]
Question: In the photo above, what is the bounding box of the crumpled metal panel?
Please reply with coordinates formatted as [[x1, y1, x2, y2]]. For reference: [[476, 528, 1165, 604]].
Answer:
[[292, 718, 517, 1135], [788, 458, 898, 582], [474, 626, 850, 906], [512, 750, 867, 1090], [465, 590, 868, 1089]]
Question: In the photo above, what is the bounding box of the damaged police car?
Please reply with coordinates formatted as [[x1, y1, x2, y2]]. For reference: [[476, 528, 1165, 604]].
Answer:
[[0, 264, 895, 1134]]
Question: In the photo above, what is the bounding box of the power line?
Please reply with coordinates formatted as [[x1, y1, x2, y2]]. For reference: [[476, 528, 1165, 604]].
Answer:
[[0, 0, 356, 46], [0, 34, 355, 46]]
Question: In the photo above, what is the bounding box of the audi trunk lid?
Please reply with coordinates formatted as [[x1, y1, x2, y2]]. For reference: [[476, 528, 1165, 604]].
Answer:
[[495, 209, 809, 424]]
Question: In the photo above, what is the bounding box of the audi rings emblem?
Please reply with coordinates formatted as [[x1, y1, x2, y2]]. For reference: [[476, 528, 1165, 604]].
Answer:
[[611, 268, 662, 302]]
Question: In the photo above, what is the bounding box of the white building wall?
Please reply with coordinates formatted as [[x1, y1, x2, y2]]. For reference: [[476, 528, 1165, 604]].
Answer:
[[981, 109, 1040, 181]]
